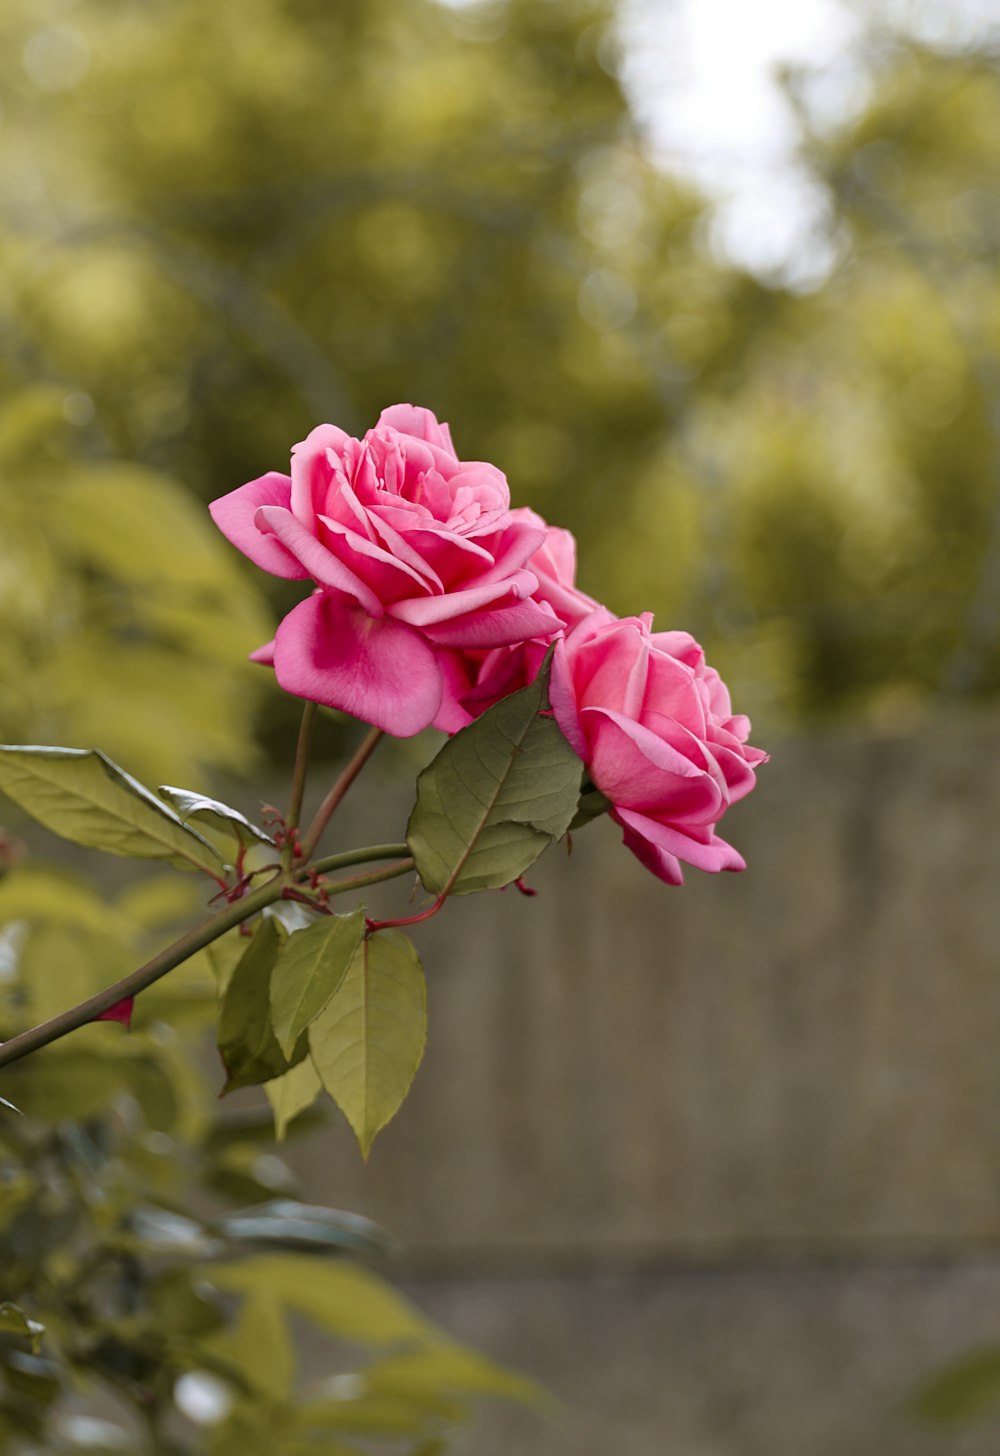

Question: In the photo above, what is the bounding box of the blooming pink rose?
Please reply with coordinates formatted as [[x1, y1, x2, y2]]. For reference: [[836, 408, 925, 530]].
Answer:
[[551, 611, 767, 885], [210, 405, 559, 735], [436, 508, 607, 732]]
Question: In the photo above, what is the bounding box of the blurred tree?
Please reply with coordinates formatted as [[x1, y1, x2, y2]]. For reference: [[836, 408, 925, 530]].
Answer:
[[2, 0, 1000, 751]]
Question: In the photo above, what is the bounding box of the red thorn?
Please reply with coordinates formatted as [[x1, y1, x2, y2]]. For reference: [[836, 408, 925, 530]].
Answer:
[[95, 997, 134, 1030], [514, 876, 538, 897]]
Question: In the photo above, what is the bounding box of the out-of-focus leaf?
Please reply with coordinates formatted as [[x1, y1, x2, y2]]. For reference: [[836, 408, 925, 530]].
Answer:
[[910, 1346, 1000, 1425], [264, 1057, 323, 1141], [309, 930, 426, 1158], [18, 923, 132, 1025], [204, 1256, 436, 1347], [202, 1288, 294, 1404], [0, 866, 132, 937], [270, 909, 365, 1058], [0, 747, 222, 874], [297, 1388, 460, 1437], [124, 1206, 221, 1258], [115, 873, 204, 931], [218, 1200, 394, 1258], [407, 655, 582, 895], [157, 786, 275, 850], [0, 1303, 44, 1351], [368, 1344, 547, 1409], [218, 918, 306, 1093]]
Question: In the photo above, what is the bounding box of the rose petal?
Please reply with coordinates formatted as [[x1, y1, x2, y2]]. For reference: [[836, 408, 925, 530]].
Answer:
[[272, 593, 442, 737], [254, 505, 383, 616], [615, 806, 747, 874], [419, 598, 560, 649], [377, 404, 457, 456], [209, 473, 308, 580]]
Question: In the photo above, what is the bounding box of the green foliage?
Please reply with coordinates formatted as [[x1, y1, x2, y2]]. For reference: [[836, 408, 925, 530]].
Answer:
[[218, 917, 307, 1093], [0, 746, 224, 874], [407, 656, 583, 896], [909, 1345, 1000, 1426], [309, 931, 427, 1160], [2, 0, 997, 742], [0, 859, 536, 1454], [157, 787, 276, 852], [270, 908, 366, 1058]]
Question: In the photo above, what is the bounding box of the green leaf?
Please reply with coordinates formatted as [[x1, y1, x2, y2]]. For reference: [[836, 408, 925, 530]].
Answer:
[[368, 1345, 546, 1409], [0, 746, 222, 874], [270, 909, 366, 1058], [569, 784, 612, 831], [309, 931, 426, 1158], [0, 1302, 44, 1351], [218, 1200, 393, 1258], [204, 1256, 436, 1346], [264, 1056, 323, 1140], [202, 1288, 295, 1403], [406, 654, 582, 895], [910, 1346, 1000, 1425], [157, 785, 275, 849], [218, 919, 306, 1093]]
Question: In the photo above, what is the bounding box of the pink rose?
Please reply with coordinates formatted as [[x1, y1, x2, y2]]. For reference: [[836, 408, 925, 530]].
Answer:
[[551, 611, 767, 884], [436, 509, 607, 732], [210, 405, 559, 736]]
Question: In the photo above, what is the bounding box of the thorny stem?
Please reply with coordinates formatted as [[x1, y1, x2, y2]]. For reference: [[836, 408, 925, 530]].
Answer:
[[298, 726, 383, 862], [0, 846, 413, 1072]]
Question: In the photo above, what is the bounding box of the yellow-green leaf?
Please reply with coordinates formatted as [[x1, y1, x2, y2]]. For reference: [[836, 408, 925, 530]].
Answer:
[[308, 931, 426, 1158], [270, 909, 365, 1058], [218, 918, 306, 1093], [264, 1057, 323, 1141], [204, 1256, 435, 1347], [0, 746, 222, 874]]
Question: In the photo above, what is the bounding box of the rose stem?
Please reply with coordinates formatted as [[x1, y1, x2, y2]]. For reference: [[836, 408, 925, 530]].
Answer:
[[297, 725, 383, 862], [285, 700, 318, 840], [0, 846, 412, 1071]]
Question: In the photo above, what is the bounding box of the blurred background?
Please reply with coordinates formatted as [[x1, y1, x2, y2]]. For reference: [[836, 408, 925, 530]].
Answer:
[[3, 0, 1000, 1451]]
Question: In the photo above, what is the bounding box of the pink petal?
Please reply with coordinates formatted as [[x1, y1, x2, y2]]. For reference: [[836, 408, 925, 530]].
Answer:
[[550, 638, 587, 758], [615, 811, 685, 885], [616, 806, 747, 875], [209, 473, 308, 580], [387, 570, 537, 629], [582, 708, 725, 822], [249, 639, 276, 665], [254, 506, 383, 616], [317, 514, 434, 602], [272, 593, 442, 736], [377, 404, 457, 456], [290, 424, 354, 522], [419, 598, 560, 649]]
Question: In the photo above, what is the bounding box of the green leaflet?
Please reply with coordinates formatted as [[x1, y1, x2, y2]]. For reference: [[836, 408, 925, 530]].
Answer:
[[269, 909, 366, 1058], [217, 918, 307, 1093], [308, 931, 426, 1158], [0, 745, 222, 874], [264, 1057, 323, 1142], [204, 1254, 435, 1346], [157, 785, 275, 850], [406, 654, 582, 896], [0, 1303, 44, 1351]]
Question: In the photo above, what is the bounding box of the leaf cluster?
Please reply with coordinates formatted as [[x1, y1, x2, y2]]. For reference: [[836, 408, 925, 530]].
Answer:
[[0, 862, 540, 1456]]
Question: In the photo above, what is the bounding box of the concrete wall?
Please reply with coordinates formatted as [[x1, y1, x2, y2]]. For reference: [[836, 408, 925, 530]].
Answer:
[[284, 709, 1000, 1453]]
